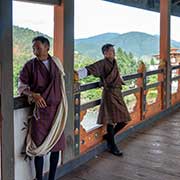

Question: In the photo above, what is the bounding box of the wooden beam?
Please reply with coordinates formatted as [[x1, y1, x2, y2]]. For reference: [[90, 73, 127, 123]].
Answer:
[[171, 4, 180, 17], [160, 0, 171, 108], [54, 0, 75, 163], [104, 0, 180, 17], [15, 0, 61, 5], [103, 0, 160, 13], [0, 0, 14, 179], [172, 0, 180, 5]]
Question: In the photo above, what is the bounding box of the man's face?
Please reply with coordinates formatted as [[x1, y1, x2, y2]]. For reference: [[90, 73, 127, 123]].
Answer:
[[104, 47, 115, 60], [32, 40, 49, 57]]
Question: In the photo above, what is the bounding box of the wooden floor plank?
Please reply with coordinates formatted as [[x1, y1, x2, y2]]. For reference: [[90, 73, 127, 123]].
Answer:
[[60, 110, 180, 180]]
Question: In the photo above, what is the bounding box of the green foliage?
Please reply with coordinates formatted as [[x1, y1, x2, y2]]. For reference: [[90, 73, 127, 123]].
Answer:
[[13, 26, 158, 106], [13, 62, 23, 96], [13, 26, 53, 96], [116, 48, 138, 75], [147, 74, 158, 84], [146, 88, 158, 104], [150, 58, 155, 65]]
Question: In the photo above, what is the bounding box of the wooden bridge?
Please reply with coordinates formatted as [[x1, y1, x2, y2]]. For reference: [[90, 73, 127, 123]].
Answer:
[[1, 0, 180, 180], [60, 108, 180, 180]]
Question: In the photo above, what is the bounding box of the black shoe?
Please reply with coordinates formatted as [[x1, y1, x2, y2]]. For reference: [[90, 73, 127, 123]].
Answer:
[[110, 144, 123, 156], [105, 124, 123, 156]]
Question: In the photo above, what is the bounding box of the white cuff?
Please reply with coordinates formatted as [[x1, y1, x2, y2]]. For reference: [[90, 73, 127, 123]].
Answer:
[[18, 80, 30, 95], [78, 68, 88, 79]]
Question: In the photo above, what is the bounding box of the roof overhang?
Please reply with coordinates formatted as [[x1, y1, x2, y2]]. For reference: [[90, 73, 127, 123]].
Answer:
[[15, 0, 61, 5], [104, 0, 180, 17]]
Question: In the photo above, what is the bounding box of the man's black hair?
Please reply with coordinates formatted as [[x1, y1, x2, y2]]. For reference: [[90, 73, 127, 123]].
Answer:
[[101, 43, 114, 54], [32, 36, 50, 47]]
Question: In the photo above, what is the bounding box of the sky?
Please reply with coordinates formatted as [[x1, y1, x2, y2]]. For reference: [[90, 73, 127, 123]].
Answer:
[[13, 0, 180, 41]]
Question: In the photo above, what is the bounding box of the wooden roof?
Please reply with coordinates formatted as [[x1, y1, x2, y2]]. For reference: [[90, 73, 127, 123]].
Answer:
[[104, 0, 180, 17]]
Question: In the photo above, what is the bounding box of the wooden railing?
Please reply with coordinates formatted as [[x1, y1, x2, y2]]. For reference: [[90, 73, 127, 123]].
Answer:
[[171, 64, 180, 105], [13, 63, 180, 158], [74, 62, 180, 154]]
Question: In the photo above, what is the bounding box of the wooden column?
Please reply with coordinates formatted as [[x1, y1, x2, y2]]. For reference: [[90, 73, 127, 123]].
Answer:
[[137, 62, 146, 121], [54, 0, 75, 162], [54, 3, 64, 61], [0, 0, 14, 179], [160, 0, 171, 108]]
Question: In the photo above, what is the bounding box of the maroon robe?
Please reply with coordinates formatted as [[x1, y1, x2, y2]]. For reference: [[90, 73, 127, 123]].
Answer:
[[19, 56, 65, 152], [86, 58, 131, 125]]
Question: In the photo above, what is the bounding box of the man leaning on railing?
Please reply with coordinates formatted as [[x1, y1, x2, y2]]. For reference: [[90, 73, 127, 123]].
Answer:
[[75, 43, 131, 156]]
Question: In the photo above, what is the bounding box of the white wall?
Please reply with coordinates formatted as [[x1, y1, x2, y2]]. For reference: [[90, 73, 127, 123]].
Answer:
[[14, 107, 62, 180]]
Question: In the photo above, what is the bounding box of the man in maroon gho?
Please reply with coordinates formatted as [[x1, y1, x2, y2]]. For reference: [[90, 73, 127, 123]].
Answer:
[[77, 44, 131, 156], [18, 36, 67, 180]]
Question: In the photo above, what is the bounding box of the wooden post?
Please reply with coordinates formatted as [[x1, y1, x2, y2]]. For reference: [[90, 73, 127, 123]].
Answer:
[[178, 63, 180, 93], [137, 61, 146, 121], [157, 59, 166, 110], [160, 0, 171, 108], [54, 0, 75, 162], [0, 0, 14, 179], [54, 3, 64, 61]]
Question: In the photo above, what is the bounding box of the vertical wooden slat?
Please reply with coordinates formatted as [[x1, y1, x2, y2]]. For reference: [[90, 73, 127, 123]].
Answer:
[[0, 0, 14, 179], [142, 71, 147, 120], [158, 63, 165, 110], [160, 0, 171, 108], [54, 0, 75, 163], [74, 85, 81, 156], [137, 62, 146, 121]]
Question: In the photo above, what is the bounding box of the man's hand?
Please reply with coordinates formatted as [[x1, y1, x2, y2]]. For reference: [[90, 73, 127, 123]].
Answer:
[[32, 93, 47, 108], [74, 70, 79, 82]]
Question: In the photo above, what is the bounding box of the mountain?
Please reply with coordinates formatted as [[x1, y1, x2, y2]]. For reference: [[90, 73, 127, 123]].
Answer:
[[75, 32, 180, 59], [13, 26, 180, 62], [13, 26, 53, 64]]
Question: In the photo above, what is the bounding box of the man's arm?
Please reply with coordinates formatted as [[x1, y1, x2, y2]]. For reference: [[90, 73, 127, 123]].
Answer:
[[18, 63, 47, 108], [18, 80, 32, 96], [75, 60, 104, 80], [18, 79, 47, 108], [85, 60, 104, 77]]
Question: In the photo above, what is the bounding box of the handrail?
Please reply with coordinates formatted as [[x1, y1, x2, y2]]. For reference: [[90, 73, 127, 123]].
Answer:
[[146, 81, 162, 90], [171, 64, 180, 70], [14, 96, 31, 110], [171, 75, 180, 81], [123, 72, 142, 81], [80, 87, 141, 111], [80, 73, 142, 92], [14, 65, 180, 111], [79, 68, 165, 112], [79, 69, 164, 94], [146, 69, 164, 76], [80, 82, 100, 92]]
